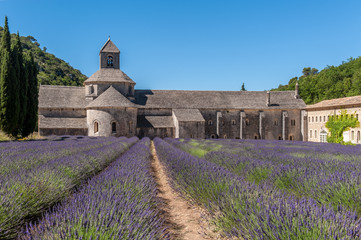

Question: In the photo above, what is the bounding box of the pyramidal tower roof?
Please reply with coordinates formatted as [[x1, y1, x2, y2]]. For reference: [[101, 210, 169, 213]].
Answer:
[[99, 37, 120, 54], [86, 86, 136, 108]]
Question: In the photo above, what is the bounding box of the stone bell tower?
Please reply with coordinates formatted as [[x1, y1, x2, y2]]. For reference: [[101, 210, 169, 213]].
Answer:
[[100, 37, 120, 69]]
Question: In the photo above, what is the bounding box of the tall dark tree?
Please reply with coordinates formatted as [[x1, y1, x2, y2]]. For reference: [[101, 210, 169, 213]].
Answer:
[[241, 82, 246, 91], [22, 52, 38, 137], [14, 32, 28, 136], [0, 16, 20, 137]]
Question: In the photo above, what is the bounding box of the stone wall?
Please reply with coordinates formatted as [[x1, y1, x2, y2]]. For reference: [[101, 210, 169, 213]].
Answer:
[[137, 108, 172, 116], [178, 121, 205, 139], [136, 127, 174, 139], [87, 108, 137, 137], [200, 109, 304, 140], [39, 128, 87, 136]]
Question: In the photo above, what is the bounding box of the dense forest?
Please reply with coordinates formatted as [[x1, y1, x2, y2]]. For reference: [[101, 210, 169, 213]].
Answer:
[[272, 57, 361, 104], [0, 26, 87, 86]]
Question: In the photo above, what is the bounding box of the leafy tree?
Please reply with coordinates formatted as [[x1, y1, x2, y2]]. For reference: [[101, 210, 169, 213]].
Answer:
[[302, 67, 311, 77], [272, 57, 361, 104], [325, 110, 360, 144], [0, 26, 87, 87], [241, 82, 246, 91]]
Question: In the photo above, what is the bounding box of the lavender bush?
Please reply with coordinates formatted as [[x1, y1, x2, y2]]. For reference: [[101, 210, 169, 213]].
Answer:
[[169, 138, 361, 214], [155, 138, 361, 239], [0, 136, 137, 239], [20, 138, 165, 240]]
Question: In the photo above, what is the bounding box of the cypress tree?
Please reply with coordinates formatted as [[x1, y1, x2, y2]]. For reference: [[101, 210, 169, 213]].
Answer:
[[22, 52, 38, 137], [0, 16, 20, 137], [14, 32, 27, 136]]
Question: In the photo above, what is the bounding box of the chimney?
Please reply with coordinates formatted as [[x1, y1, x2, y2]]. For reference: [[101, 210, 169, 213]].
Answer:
[[266, 91, 271, 106], [295, 82, 300, 99]]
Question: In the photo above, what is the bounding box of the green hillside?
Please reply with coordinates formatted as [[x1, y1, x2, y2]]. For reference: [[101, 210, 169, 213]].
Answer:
[[0, 26, 87, 86], [272, 57, 361, 104]]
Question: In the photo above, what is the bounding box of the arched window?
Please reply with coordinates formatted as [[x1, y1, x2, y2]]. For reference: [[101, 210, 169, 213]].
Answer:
[[208, 120, 213, 126], [351, 130, 355, 141], [245, 119, 250, 126], [254, 135, 258, 139], [357, 131, 360, 143], [94, 121, 99, 133], [211, 134, 216, 139], [289, 135, 294, 141], [231, 120, 236, 125], [107, 56, 113, 67], [315, 130, 317, 138], [320, 130, 327, 143], [274, 119, 278, 126], [112, 122, 116, 133], [278, 135, 282, 140]]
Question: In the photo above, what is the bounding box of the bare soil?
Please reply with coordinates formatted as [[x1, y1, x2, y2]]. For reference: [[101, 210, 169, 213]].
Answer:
[[150, 141, 222, 240]]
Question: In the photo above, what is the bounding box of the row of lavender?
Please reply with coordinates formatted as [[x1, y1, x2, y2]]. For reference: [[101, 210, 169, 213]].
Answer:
[[0, 136, 138, 239], [155, 138, 361, 239], [169, 138, 361, 214], [0, 136, 123, 177], [20, 138, 165, 240]]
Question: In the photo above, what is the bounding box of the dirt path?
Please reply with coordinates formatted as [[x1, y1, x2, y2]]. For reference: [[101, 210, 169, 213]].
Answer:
[[150, 141, 221, 240]]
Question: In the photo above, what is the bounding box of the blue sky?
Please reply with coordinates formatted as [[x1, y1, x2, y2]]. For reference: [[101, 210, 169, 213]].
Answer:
[[1, 0, 361, 91]]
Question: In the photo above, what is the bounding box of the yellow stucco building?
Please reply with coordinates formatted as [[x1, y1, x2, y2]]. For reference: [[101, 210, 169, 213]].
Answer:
[[306, 96, 361, 144]]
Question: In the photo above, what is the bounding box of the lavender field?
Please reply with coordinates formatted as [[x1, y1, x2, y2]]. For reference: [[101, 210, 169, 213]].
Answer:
[[1, 136, 361, 239], [159, 138, 361, 239]]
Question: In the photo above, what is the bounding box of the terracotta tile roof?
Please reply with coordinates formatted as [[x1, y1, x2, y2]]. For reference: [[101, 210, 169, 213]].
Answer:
[[84, 68, 135, 84], [86, 86, 136, 108], [39, 85, 86, 109], [306, 95, 361, 109], [173, 109, 205, 122], [39, 115, 87, 129], [135, 90, 305, 109]]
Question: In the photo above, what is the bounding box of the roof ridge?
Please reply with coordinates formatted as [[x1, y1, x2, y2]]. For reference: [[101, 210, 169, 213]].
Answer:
[[40, 85, 84, 89], [135, 89, 296, 93]]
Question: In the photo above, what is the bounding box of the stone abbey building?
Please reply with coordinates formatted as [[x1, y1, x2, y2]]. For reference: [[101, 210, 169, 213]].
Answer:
[[38, 39, 308, 140]]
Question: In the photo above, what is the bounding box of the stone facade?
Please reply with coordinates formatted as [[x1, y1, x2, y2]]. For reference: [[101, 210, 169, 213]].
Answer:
[[38, 38, 308, 140], [307, 96, 361, 144]]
